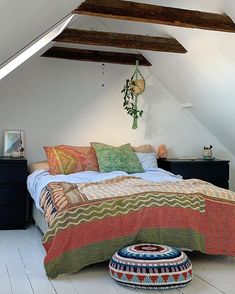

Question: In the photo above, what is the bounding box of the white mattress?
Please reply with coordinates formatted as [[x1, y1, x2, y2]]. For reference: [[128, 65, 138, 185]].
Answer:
[[27, 168, 181, 212]]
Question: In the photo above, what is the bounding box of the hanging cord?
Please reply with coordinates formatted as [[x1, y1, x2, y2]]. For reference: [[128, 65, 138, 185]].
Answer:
[[122, 60, 145, 130], [131, 60, 145, 129], [131, 60, 145, 81]]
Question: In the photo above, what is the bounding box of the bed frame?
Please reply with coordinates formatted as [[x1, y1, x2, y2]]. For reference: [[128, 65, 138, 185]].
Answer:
[[32, 202, 48, 234]]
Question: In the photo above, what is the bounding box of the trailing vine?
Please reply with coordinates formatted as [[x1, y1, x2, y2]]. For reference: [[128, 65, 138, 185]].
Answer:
[[121, 61, 145, 129]]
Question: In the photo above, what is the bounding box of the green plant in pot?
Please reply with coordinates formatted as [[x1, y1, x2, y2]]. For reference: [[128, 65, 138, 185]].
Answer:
[[121, 61, 145, 129]]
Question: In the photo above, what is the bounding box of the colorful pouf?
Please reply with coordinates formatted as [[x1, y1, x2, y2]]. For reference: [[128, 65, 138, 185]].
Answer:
[[109, 244, 192, 289]]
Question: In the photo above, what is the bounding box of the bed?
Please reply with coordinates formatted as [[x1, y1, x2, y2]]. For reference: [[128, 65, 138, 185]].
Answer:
[[28, 167, 180, 234], [27, 164, 235, 279]]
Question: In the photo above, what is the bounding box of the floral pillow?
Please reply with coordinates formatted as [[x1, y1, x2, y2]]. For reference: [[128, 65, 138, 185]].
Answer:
[[90, 142, 143, 173], [44, 145, 99, 175]]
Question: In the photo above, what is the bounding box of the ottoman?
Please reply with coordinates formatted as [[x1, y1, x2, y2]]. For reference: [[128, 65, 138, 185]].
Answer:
[[109, 244, 192, 289]]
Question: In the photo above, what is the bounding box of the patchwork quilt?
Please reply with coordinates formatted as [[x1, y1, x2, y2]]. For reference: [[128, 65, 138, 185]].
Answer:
[[40, 176, 235, 278]]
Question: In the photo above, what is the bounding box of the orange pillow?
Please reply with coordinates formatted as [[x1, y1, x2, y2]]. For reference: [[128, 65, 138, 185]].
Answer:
[[44, 145, 99, 175]]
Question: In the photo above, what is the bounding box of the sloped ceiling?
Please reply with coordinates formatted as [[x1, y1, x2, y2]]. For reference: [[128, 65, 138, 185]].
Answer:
[[90, 0, 235, 156], [1, 0, 235, 156], [0, 0, 82, 64]]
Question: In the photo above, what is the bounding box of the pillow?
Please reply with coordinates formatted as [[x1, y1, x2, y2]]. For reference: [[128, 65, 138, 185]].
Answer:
[[44, 145, 99, 175], [73, 146, 99, 171], [28, 161, 49, 173], [90, 142, 144, 173], [135, 152, 158, 171], [132, 144, 155, 153]]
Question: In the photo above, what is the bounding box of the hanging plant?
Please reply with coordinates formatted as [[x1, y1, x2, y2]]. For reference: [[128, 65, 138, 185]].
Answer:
[[121, 61, 145, 129]]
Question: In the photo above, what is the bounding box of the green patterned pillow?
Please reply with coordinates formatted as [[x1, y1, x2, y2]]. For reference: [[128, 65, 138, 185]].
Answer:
[[90, 143, 144, 173]]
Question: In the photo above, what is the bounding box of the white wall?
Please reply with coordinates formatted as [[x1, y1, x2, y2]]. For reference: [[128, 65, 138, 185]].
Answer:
[[1, 55, 235, 189]]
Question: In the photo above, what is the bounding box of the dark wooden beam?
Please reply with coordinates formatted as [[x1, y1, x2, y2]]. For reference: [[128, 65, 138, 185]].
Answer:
[[42, 47, 152, 66], [54, 29, 187, 54], [75, 0, 235, 33]]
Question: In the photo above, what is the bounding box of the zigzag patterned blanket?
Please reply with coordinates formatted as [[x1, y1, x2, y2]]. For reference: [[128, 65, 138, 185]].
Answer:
[[40, 176, 235, 278]]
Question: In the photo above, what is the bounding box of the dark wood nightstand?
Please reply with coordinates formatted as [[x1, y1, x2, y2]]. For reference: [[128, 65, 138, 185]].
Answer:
[[0, 157, 28, 229], [158, 158, 229, 189]]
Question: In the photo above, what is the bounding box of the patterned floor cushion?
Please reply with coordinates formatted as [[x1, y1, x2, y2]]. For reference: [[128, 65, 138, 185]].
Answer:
[[109, 244, 193, 289]]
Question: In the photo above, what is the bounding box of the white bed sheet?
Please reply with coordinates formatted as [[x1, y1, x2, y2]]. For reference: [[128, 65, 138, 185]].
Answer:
[[27, 168, 181, 212]]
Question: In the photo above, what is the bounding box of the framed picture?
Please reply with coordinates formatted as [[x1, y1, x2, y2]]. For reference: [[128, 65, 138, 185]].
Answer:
[[3, 129, 25, 157]]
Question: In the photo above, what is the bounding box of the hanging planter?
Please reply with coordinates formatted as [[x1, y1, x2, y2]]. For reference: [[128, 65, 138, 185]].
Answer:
[[121, 61, 145, 129], [132, 79, 145, 95]]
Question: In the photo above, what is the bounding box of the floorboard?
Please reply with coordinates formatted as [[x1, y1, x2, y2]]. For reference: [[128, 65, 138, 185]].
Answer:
[[0, 263, 13, 294], [0, 225, 234, 294]]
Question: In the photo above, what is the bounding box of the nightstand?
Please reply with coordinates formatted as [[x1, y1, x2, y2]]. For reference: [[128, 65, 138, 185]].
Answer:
[[0, 157, 28, 229], [158, 158, 229, 189]]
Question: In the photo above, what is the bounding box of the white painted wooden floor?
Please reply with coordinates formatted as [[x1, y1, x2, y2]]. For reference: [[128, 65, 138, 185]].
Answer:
[[0, 225, 235, 294]]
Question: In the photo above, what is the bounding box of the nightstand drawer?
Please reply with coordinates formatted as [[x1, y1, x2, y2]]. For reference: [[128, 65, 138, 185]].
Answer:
[[0, 162, 27, 184], [188, 163, 229, 182], [0, 205, 26, 229], [0, 185, 26, 205], [158, 159, 229, 189]]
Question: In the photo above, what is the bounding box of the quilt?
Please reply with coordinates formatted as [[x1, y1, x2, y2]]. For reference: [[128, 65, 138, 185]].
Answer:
[[40, 176, 235, 278]]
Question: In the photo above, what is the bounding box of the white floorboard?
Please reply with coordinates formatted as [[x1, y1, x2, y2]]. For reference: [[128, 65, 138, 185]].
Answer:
[[0, 225, 234, 294], [0, 263, 13, 294]]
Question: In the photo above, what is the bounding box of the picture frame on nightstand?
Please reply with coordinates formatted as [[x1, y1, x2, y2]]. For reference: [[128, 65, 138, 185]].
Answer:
[[3, 129, 25, 157]]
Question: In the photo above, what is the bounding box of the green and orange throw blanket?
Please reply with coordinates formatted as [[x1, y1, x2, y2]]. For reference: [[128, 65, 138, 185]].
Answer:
[[40, 176, 235, 278]]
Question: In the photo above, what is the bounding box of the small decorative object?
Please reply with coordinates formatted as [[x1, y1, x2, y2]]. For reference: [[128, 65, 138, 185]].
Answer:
[[3, 129, 25, 157], [202, 145, 213, 159], [122, 60, 145, 129], [101, 63, 105, 87], [109, 243, 193, 289], [158, 144, 168, 159], [10, 149, 22, 158]]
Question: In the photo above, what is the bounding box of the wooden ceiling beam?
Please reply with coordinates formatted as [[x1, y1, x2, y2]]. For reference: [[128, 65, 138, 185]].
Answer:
[[54, 29, 187, 54], [42, 47, 152, 66], [75, 0, 235, 33]]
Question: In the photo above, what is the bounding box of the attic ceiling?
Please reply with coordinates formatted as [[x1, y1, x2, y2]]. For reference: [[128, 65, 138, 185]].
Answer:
[[1, 0, 235, 158], [42, 46, 152, 66], [42, 0, 235, 65], [54, 29, 187, 53], [0, 0, 83, 65], [76, 0, 235, 32]]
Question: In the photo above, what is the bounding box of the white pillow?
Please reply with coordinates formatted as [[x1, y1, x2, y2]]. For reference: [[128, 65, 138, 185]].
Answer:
[[135, 152, 158, 171]]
